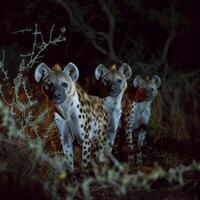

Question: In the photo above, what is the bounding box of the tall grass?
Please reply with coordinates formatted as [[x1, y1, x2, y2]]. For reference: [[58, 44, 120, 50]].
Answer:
[[150, 65, 200, 142]]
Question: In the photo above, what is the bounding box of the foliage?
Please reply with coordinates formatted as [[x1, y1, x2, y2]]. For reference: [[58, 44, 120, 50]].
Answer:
[[138, 64, 200, 143], [1, 98, 200, 199]]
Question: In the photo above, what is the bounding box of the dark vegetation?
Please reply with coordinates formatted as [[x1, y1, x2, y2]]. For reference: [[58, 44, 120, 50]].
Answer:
[[0, 0, 200, 199]]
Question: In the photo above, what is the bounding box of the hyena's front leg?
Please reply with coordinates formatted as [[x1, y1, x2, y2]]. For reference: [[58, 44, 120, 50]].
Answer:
[[135, 108, 150, 164], [107, 127, 117, 153], [94, 129, 107, 165], [62, 141, 74, 171], [54, 113, 74, 172], [135, 125, 147, 164], [107, 110, 122, 153], [126, 127, 135, 166]]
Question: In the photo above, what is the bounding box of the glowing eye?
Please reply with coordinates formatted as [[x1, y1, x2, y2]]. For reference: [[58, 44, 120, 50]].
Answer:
[[116, 79, 122, 84], [61, 82, 68, 88], [150, 88, 154, 92], [45, 81, 52, 87]]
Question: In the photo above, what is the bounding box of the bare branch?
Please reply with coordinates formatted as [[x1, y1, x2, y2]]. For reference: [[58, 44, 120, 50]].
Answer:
[[57, 0, 122, 63], [157, 29, 176, 67], [119, 23, 133, 57], [99, 0, 115, 41], [98, 0, 122, 63], [92, 41, 108, 55], [17, 24, 66, 70], [157, 2, 177, 67], [96, 31, 109, 40]]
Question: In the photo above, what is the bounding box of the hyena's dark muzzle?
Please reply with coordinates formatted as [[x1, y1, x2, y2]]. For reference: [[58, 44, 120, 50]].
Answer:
[[107, 81, 122, 97], [44, 85, 66, 104], [143, 88, 154, 101]]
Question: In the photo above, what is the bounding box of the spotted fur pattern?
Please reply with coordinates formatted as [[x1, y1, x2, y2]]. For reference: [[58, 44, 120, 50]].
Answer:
[[95, 64, 132, 152], [34, 62, 131, 172], [121, 75, 161, 165], [55, 85, 109, 172]]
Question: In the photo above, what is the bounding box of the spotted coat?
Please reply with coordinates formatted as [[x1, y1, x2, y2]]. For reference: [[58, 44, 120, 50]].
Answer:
[[121, 75, 161, 165], [34, 62, 131, 172], [95, 64, 132, 152]]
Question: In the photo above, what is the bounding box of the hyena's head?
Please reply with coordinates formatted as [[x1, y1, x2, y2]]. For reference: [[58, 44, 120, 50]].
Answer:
[[95, 63, 132, 97], [133, 75, 161, 101], [34, 62, 79, 105]]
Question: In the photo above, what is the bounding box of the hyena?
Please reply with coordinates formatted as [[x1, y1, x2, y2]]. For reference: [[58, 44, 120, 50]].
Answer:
[[95, 64, 132, 152], [121, 75, 161, 165]]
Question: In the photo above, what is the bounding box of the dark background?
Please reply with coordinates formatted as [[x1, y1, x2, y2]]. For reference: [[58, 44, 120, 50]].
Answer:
[[0, 0, 200, 79], [0, 2, 200, 199]]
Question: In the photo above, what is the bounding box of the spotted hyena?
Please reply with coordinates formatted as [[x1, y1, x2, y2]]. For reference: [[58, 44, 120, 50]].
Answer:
[[95, 64, 132, 152], [121, 75, 161, 165]]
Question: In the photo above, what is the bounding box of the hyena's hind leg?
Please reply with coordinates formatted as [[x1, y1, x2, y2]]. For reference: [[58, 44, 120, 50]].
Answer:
[[94, 129, 108, 165], [81, 134, 92, 175]]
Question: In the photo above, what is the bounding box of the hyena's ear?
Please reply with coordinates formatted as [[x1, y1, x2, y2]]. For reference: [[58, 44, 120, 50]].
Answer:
[[152, 75, 161, 88], [63, 62, 79, 82], [95, 64, 109, 80], [133, 75, 144, 88], [119, 63, 132, 80], [34, 63, 51, 82]]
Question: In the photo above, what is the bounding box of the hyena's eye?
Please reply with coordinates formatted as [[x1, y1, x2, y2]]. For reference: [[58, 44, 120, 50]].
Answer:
[[149, 87, 154, 92], [61, 82, 68, 88], [116, 78, 122, 84], [44, 81, 52, 88]]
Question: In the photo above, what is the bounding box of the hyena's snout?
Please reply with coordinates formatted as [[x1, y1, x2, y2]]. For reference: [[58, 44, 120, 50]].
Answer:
[[46, 86, 66, 104], [142, 88, 154, 101], [108, 83, 122, 97]]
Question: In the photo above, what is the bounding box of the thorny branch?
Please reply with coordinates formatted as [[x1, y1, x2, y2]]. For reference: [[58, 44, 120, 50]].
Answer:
[[14, 24, 66, 71], [0, 50, 10, 106], [1, 24, 66, 134]]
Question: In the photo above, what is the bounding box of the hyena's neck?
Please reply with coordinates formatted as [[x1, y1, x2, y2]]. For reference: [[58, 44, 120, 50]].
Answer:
[[55, 84, 80, 120], [135, 100, 152, 112], [126, 87, 146, 103], [103, 92, 123, 111]]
